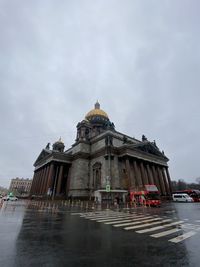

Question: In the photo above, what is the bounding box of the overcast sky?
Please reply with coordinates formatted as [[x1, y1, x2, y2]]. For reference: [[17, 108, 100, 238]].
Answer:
[[0, 0, 200, 188]]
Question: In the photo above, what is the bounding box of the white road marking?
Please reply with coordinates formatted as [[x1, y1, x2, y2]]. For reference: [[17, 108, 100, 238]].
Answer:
[[82, 212, 116, 217], [104, 216, 151, 224], [181, 224, 200, 231], [72, 211, 199, 244], [89, 214, 136, 220], [80, 213, 114, 217], [98, 215, 148, 223], [114, 217, 162, 227], [151, 228, 183, 238], [124, 219, 171, 230], [99, 215, 147, 222], [73, 212, 107, 216], [82, 213, 126, 218], [136, 220, 183, 234], [169, 231, 196, 243]]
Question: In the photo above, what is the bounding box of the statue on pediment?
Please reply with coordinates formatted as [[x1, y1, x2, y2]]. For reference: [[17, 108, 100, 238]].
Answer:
[[45, 143, 50, 150], [142, 135, 148, 142], [153, 140, 157, 147], [105, 120, 115, 130]]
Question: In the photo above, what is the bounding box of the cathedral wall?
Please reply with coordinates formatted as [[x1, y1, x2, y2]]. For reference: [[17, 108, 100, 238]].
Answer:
[[69, 158, 89, 196], [90, 156, 107, 188], [118, 160, 126, 189], [90, 136, 127, 153], [112, 132, 139, 144], [90, 132, 139, 154], [71, 143, 90, 154], [89, 155, 121, 190], [111, 156, 120, 188], [91, 139, 105, 153], [113, 138, 123, 147]]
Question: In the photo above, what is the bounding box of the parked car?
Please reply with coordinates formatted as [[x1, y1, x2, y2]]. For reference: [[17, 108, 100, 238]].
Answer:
[[2, 195, 18, 201], [2, 196, 9, 201], [172, 193, 193, 202], [9, 196, 18, 201]]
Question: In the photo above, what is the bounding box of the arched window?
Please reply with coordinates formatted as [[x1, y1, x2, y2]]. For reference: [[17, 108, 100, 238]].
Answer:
[[92, 162, 102, 189]]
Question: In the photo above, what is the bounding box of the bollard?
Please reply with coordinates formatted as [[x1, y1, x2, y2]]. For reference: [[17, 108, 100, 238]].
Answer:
[[54, 204, 58, 213], [125, 202, 129, 209], [52, 203, 56, 213], [86, 202, 88, 210], [48, 203, 51, 211]]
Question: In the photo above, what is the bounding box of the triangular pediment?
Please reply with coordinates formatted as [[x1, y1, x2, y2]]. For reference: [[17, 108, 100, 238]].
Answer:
[[134, 142, 168, 159], [34, 149, 52, 166]]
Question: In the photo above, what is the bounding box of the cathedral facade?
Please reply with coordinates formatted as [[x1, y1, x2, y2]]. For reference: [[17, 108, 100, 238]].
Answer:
[[30, 102, 172, 201]]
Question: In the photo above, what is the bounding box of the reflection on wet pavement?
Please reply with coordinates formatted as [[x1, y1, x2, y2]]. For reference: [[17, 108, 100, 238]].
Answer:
[[0, 200, 199, 267]]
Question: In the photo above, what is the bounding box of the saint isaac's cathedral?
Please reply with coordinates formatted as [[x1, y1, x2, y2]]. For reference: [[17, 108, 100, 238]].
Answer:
[[30, 102, 172, 201]]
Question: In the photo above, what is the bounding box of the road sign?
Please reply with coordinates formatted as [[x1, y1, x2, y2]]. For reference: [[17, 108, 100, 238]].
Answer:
[[106, 185, 110, 192]]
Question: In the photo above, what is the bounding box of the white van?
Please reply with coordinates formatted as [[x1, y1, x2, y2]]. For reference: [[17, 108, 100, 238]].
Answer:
[[172, 193, 193, 202]]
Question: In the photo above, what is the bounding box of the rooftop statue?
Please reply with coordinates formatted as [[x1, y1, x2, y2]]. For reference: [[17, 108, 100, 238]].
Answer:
[[105, 120, 115, 130], [153, 140, 157, 147], [142, 135, 148, 142], [45, 143, 50, 150]]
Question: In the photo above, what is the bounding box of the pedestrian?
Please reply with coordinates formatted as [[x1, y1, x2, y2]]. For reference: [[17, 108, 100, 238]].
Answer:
[[116, 196, 120, 205]]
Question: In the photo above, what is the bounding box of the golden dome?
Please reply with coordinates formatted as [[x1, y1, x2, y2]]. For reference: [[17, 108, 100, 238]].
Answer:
[[85, 102, 109, 120]]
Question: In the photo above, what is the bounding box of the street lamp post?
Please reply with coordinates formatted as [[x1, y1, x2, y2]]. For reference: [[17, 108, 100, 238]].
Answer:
[[106, 176, 111, 208]]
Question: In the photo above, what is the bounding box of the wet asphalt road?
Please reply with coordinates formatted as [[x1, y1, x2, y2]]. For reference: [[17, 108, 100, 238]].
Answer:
[[0, 200, 200, 267]]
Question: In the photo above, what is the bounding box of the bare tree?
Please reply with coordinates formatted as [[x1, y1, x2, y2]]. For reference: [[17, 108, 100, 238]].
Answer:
[[195, 177, 200, 184]]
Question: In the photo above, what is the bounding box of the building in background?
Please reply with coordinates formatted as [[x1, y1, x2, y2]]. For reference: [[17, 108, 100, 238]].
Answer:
[[0, 186, 8, 196], [9, 178, 32, 196], [30, 102, 172, 201]]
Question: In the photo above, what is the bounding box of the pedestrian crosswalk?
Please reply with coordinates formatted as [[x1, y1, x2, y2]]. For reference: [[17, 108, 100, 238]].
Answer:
[[71, 211, 200, 244], [124, 219, 172, 230], [137, 220, 183, 234]]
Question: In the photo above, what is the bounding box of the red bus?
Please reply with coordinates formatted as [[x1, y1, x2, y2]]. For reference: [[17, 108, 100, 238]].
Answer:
[[173, 189, 200, 202], [130, 185, 161, 207]]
